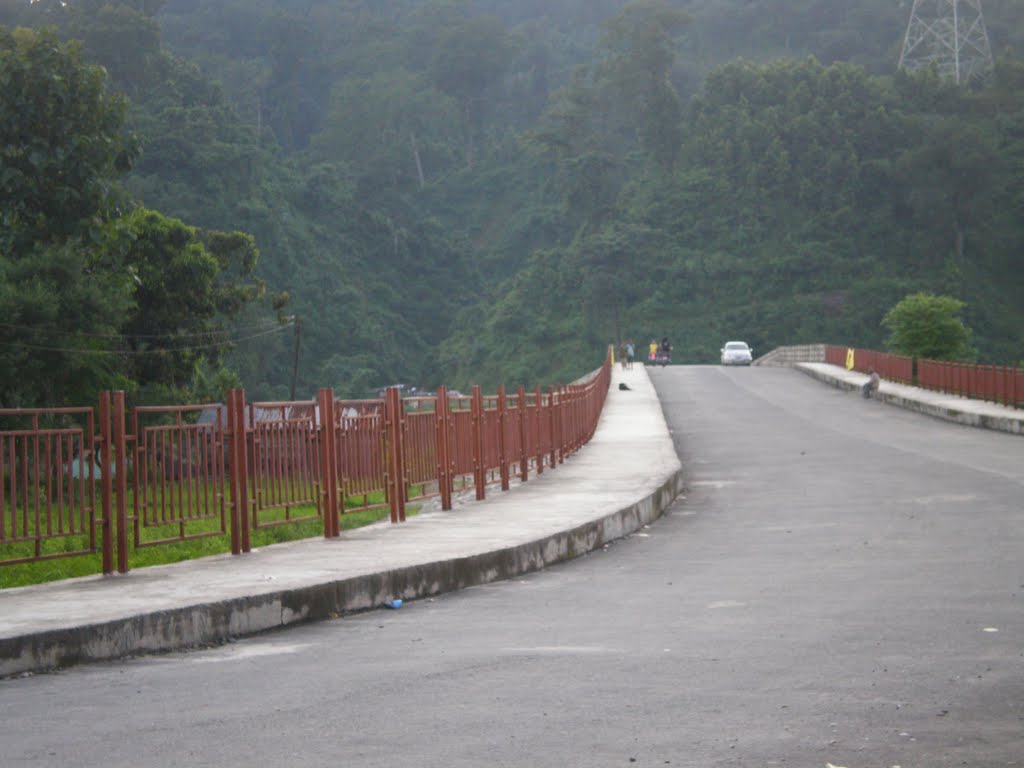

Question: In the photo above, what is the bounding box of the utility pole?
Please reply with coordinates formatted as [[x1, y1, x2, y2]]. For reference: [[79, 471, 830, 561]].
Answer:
[[898, 0, 993, 84], [289, 317, 302, 401]]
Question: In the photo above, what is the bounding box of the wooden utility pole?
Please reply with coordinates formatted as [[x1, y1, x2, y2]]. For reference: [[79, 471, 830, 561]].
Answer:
[[290, 317, 302, 401]]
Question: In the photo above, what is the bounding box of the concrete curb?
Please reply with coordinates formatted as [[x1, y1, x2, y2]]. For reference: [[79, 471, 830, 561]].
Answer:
[[1, 464, 684, 677]]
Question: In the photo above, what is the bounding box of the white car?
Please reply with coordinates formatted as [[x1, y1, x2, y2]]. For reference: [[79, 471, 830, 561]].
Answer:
[[720, 341, 753, 366]]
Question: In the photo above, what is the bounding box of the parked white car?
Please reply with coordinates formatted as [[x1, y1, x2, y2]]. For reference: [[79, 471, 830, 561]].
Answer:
[[720, 341, 753, 366]]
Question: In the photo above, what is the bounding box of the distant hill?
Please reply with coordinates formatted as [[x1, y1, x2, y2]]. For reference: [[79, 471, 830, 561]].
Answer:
[[4, 0, 1021, 400]]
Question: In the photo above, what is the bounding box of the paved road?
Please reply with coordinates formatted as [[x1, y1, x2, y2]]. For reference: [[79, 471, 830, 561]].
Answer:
[[1, 365, 1021, 767]]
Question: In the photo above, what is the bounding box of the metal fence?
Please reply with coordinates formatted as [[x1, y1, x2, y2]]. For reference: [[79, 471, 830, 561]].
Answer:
[[917, 359, 1023, 408], [826, 345, 1021, 408], [0, 357, 612, 573], [824, 345, 914, 383]]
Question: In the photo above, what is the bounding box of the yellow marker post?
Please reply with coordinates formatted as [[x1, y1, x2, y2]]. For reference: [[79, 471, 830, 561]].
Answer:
[[845, 348, 855, 370]]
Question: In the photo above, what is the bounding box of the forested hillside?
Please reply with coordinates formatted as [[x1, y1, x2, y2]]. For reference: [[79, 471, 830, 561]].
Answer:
[[2, 0, 1022, 404]]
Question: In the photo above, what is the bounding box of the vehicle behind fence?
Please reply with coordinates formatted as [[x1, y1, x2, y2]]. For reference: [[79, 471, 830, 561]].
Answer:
[[0, 358, 612, 574], [826, 345, 1021, 409]]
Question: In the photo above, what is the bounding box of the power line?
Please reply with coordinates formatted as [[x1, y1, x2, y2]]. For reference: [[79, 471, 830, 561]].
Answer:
[[0, 318, 293, 341], [0, 323, 291, 355]]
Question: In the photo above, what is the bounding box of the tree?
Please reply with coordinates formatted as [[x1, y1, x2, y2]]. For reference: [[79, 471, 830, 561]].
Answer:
[[0, 26, 137, 255], [0, 238, 134, 407], [102, 208, 270, 400], [429, 15, 518, 164], [598, 0, 689, 170], [881, 293, 974, 361], [0, 26, 138, 405]]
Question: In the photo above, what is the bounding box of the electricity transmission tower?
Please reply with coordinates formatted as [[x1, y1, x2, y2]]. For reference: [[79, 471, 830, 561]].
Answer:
[[898, 0, 994, 84]]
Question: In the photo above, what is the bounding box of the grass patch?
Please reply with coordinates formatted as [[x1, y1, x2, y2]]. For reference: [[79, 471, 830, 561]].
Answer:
[[0, 496, 418, 590]]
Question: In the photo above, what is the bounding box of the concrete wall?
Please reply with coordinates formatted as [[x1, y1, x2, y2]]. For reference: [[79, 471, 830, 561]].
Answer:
[[752, 344, 827, 367]]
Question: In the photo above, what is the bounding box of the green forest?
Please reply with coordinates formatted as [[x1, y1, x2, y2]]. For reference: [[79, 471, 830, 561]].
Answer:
[[2, 0, 1023, 406]]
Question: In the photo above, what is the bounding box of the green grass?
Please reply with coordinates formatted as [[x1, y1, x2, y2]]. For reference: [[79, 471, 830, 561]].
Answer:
[[0, 495, 420, 590]]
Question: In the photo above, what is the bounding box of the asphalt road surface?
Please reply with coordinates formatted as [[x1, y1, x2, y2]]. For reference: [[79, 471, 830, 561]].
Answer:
[[2, 365, 1021, 768]]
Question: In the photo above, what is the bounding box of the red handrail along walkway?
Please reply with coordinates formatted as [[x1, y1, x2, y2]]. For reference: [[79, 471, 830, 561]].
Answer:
[[0, 357, 612, 575]]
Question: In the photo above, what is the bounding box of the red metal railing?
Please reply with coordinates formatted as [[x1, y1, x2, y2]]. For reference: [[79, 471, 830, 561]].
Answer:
[[129, 402, 229, 553], [0, 407, 102, 566], [246, 400, 321, 530], [826, 345, 1021, 409], [1, 355, 612, 574], [917, 359, 1023, 409], [824, 345, 913, 383]]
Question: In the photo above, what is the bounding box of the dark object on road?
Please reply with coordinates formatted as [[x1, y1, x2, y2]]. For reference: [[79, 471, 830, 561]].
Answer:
[[619, 382, 631, 391]]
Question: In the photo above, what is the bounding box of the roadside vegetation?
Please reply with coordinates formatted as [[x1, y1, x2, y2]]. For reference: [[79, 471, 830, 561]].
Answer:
[[0, 498, 416, 590], [1, 1, 1021, 397]]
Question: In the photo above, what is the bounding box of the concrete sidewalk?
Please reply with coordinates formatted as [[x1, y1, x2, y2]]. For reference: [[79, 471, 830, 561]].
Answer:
[[796, 362, 1024, 436], [0, 364, 683, 677], [3, 361, 1017, 678]]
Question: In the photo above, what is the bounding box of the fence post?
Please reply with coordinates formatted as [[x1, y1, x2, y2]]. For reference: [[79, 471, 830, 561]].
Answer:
[[497, 385, 510, 491], [535, 385, 545, 475], [548, 386, 558, 467], [226, 389, 241, 555], [565, 386, 574, 455], [571, 385, 582, 453], [98, 391, 114, 575], [226, 389, 251, 555], [436, 386, 453, 511], [317, 388, 340, 538], [517, 385, 528, 482], [111, 391, 129, 574], [471, 385, 486, 501], [385, 386, 407, 523]]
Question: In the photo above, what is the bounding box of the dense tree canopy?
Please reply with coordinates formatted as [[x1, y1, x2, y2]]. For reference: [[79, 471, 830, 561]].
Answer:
[[0, 23, 276, 406], [2, 0, 1023, 404], [0, 26, 136, 254]]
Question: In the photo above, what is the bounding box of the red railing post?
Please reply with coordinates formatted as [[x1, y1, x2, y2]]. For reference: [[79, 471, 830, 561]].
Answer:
[[471, 385, 486, 501], [436, 386, 453, 511], [564, 385, 572, 458], [573, 386, 581, 452], [385, 386, 407, 523], [549, 386, 558, 467], [535, 385, 545, 475], [98, 391, 114, 575], [226, 389, 241, 555], [111, 391, 129, 574], [557, 385, 567, 461], [317, 388, 340, 538], [517, 385, 528, 482], [226, 388, 251, 555], [497, 385, 510, 491]]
